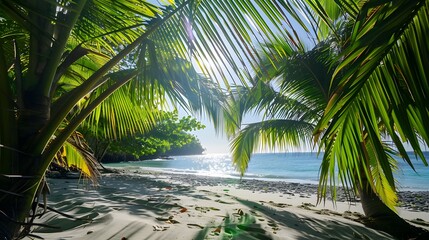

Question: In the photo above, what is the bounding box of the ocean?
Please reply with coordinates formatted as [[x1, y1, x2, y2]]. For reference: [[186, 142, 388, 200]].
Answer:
[[105, 152, 429, 191]]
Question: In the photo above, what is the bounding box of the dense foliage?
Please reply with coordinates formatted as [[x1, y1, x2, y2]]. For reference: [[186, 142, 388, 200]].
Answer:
[[1, 0, 428, 238], [2, 1, 297, 237], [99, 111, 205, 162], [225, 0, 429, 238]]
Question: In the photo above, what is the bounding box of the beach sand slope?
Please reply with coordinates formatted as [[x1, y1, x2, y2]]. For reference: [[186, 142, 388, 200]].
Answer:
[[27, 172, 428, 240]]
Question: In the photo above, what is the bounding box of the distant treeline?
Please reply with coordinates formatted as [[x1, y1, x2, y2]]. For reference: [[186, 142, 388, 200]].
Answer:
[[92, 111, 206, 163]]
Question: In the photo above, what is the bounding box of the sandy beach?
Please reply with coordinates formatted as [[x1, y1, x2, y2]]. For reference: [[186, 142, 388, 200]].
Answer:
[[27, 170, 429, 239]]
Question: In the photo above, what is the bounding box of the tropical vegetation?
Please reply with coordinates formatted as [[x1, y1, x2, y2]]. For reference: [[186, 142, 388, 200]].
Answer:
[[94, 111, 205, 162], [226, 0, 429, 239], [0, 0, 428, 239], [0, 0, 314, 238]]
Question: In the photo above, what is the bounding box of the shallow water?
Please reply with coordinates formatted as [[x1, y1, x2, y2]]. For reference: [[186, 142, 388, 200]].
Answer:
[[105, 152, 429, 191]]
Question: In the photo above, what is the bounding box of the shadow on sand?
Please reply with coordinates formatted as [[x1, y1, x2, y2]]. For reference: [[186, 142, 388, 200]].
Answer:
[[29, 173, 393, 240]]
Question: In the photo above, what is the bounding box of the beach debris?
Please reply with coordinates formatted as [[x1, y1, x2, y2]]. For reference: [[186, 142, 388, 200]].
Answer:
[[232, 209, 244, 217], [179, 207, 188, 213], [86, 230, 93, 235], [153, 225, 169, 231], [342, 211, 367, 223], [267, 201, 291, 208], [187, 223, 204, 229], [299, 202, 315, 210], [195, 206, 220, 213], [156, 216, 180, 224], [212, 226, 222, 235], [267, 220, 277, 227], [315, 209, 331, 215], [267, 220, 280, 232], [215, 199, 233, 204], [166, 219, 180, 224], [195, 206, 207, 213], [315, 209, 342, 216]]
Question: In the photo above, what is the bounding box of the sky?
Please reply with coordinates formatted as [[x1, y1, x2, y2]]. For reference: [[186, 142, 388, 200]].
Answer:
[[178, 108, 235, 154], [177, 104, 268, 154], [192, 122, 230, 153]]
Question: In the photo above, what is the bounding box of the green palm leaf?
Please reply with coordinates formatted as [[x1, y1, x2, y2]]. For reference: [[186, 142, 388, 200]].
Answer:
[[315, 0, 429, 208], [227, 40, 335, 174], [53, 131, 100, 181], [231, 119, 315, 174]]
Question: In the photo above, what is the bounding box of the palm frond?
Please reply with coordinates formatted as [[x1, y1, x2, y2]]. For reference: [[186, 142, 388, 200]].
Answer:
[[81, 76, 159, 140], [315, 0, 429, 208], [231, 119, 315, 174], [53, 131, 100, 182], [227, 39, 335, 176]]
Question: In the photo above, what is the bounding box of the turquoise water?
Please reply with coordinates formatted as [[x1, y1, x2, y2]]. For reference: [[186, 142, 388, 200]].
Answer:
[[105, 152, 429, 191]]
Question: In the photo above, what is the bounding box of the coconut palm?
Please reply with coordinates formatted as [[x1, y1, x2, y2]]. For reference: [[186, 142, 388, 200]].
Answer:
[[227, 35, 428, 240], [0, 0, 313, 238], [228, 0, 429, 238], [312, 0, 429, 238], [226, 39, 334, 171]]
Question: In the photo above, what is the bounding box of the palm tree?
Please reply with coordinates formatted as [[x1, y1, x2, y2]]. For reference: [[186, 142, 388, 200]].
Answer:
[[227, 0, 429, 238], [0, 0, 311, 238], [225, 39, 334, 172], [312, 0, 429, 238]]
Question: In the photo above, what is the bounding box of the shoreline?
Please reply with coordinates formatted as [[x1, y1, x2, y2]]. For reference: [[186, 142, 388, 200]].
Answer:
[[126, 168, 429, 212], [28, 169, 429, 239]]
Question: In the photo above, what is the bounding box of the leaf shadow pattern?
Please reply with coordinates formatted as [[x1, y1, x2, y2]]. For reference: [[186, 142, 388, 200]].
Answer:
[[29, 173, 209, 237], [235, 198, 393, 240], [28, 174, 395, 240]]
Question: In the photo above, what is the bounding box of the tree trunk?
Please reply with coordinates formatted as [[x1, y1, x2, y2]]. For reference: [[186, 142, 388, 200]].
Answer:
[[359, 180, 429, 239], [0, 92, 50, 239], [0, 174, 41, 239]]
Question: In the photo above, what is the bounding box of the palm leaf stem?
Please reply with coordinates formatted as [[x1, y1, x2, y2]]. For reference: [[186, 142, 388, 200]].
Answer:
[[51, 45, 91, 96], [13, 39, 23, 108], [40, 0, 88, 97], [323, 0, 425, 123], [81, 22, 147, 45], [41, 69, 138, 176], [0, 0, 39, 36], [305, 0, 340, 40]]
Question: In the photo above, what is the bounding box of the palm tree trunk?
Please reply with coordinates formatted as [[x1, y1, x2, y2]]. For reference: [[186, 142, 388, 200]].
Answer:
[[0, 93, 50, 239], [359, 179, 429, 239], [0, 174, 41, 239]]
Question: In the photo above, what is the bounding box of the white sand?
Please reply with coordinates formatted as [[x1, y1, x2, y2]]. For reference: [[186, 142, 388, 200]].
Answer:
[[26, 172, 429, 239]]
